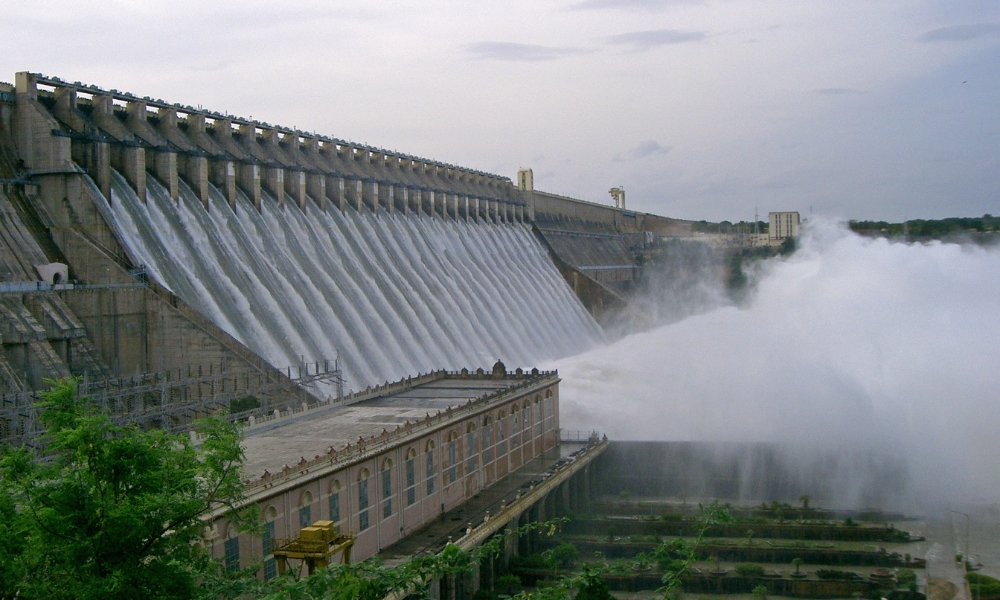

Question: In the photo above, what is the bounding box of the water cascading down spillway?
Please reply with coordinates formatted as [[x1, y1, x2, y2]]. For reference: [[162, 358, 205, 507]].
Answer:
[[103, 170, 604, 394]]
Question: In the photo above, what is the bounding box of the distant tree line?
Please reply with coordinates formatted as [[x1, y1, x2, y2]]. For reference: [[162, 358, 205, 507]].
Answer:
[[691, 220, 768, 234], [850, 214, 999, 239]]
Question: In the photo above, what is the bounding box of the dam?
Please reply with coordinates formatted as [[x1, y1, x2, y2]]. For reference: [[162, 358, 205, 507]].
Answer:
[[0, 71, 694, 443]]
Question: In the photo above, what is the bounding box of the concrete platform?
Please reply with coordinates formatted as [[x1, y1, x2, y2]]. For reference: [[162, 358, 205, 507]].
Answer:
[[242, 378, 523, 476]]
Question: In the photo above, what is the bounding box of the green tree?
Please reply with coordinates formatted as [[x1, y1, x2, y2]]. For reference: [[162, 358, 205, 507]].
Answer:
[[543, 543, 580, 571], [0, 378, 254, 600]]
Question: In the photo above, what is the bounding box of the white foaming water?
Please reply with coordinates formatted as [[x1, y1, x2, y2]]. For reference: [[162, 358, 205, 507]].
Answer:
[[553, 220, 1000, 509], [104, 171, 603, 391]]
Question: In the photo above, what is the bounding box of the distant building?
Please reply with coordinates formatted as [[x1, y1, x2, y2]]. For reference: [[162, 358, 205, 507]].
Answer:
[[517, 168, 533, 191], [205, 367, 572, 575], [769, 211, 800, 241]]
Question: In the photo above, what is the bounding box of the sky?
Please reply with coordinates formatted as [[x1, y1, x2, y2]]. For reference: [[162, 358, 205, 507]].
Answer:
[[2, 0, 999, 221]]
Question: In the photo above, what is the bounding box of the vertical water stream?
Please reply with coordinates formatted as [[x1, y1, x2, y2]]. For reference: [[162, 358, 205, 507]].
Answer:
[[105, 171, 603, 392]]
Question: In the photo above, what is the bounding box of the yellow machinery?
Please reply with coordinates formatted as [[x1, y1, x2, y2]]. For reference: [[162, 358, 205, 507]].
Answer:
[[272, 520, 356, 577]]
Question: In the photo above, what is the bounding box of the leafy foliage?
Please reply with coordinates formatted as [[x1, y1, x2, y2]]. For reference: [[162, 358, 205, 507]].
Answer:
[[0, 378, 254, 600], [815, 568, 861, 580], [966, 573, 1000, 600], [736, 563, 765, 578], [496, 574, 523, 596], [542, 543, 579, 571]]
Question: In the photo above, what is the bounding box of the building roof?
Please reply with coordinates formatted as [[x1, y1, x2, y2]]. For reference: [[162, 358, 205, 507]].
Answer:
[[241, 376, 538, 477]]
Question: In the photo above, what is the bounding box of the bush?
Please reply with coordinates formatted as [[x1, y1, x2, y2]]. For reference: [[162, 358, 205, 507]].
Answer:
[[897, 569, 917, 587], [473, 590, 495, 600], [229, 395, 260, 413], [736, 564, 766, 578], [543, 542, 580, 570], [510, 553, 549, 571], [966, 573, 1000, 600], [576, 570, 614, 600], [495, 574, 522, 596], [816, 569, 862, 580]]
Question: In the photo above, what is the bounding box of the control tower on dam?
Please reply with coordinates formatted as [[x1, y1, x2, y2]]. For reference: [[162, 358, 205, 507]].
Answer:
[[0, 71, 616, 429]]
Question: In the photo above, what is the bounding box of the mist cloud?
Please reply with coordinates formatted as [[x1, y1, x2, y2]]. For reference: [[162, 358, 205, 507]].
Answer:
[[917, 23, 1000, 42], [465, 41, 589, 61], [615, 139, 672, 162], [606, 29, 706, 51], [572, 0, 702, 10], [813, 87, 863, 95], [552, 221, 1000, 510]]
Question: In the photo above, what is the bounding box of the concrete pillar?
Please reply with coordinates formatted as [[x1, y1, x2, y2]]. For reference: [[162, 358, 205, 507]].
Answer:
[[53, 87, 109, 201], [452, 195, 459, 222], [331, 177, 346, 212], [13, 72, 73, 175], [127, 100, 175, 204], [428, 191, 435, 219], [354, 180, 363, 212], [400, 187, 409, 216], [414, 189, 422, 215], [154, 151, 179, 204], [92, 95, 146, 202], [286, 170, 307, 211], [307, 173, 326, 211], [474, 198, 481, 224], [386, 184, 395, 214], [187, 155, 210, 209], [264, 166, 285, 207], [463, 196, 469, 223], [212, 160, 237, 210], [370, 181, 379, 215], [124, 144, 146, 203], [238, 163, 262, 212]]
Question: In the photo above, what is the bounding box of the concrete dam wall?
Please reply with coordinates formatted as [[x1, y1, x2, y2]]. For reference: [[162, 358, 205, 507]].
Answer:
[[1, 72, 603, 402], [104, 169, 602, 391]]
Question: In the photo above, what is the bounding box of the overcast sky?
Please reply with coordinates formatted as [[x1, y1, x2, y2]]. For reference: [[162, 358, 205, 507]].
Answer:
[[3, 0, 998, 221]]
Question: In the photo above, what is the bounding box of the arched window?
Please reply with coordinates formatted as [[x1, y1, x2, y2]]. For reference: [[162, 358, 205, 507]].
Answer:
[[447, 430, 459, 484], [381, 459, 393, 519], [425, 440, 436, 495], [497, 411, 506, 457], [328, 480, 341, 524], [405, 448, 417, 506], [482, 416, 493, 464], [534, 397, 542, 437], [224, 524, 240, 572], [512, 405, 520, 446], [298, 490, 313, 529], [358, 468, 371, 531], [263, 506, 278, 579], [466, 423, 477, 473]]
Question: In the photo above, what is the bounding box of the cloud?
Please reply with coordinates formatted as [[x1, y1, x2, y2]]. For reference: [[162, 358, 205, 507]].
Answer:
[[465, 41, 589, 62], [916, 23, 1000, 42], [572, 0, 701, 10], [813, 88, 863, 95], [615, 140, 672, 162], [606, 29, 706, 51]]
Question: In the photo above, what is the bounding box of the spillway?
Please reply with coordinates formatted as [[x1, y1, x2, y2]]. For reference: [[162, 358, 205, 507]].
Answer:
[[102, 170, 603, 392]]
